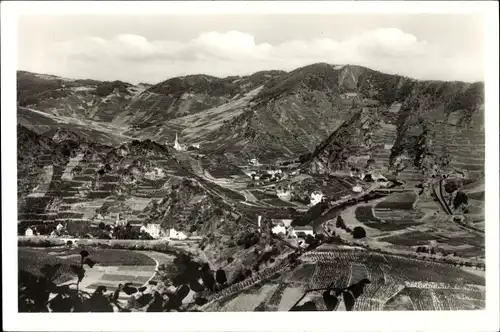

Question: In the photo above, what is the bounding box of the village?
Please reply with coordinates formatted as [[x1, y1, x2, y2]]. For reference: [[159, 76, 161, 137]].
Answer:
[[21, 212, 193, 242]]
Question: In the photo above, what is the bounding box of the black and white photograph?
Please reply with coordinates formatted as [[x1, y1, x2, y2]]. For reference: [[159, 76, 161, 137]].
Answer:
[[2, 1, 499, 332]]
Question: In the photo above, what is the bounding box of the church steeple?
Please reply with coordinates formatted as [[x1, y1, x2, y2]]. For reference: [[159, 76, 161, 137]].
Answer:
[[174, 132, 184, 151]]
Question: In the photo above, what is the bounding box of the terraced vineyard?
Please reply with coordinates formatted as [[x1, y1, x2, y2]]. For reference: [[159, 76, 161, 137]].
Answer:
[[212, 248, 485, 311]]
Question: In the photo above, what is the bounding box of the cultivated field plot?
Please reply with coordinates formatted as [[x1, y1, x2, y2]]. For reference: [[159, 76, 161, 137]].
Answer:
[[420, 217, 485, 258], [262, 198, 297, 207], [382, 231, 443, 246], [19, 247, 158, 302], [385, 287, 485, 310], [200, 160, 246, 178], [354, 206, 421, 231], [19, 247, 156, 268], [210, 247, 486, 312], [301, 250, 484, 285], [376, 192, 417, 210], [285, 263, 316, 283], [249, 190, 279, 200]]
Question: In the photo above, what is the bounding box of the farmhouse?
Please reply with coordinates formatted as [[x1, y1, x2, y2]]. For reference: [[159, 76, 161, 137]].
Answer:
[[276, 187, 291, 201], [24, 227, 34, 237], [352, 185, 363, 193], [271, 224, 287, 235], [140, 223, 162, 239], [272, 219, 297, 238], [293, 225, 315, 237], [56, 223, 65, 232], [310, 191, 324, 206], [169, 228, 187, 240]]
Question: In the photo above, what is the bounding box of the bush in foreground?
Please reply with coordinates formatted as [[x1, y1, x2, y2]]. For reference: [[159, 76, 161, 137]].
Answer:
[[352, 227, 366, 239]]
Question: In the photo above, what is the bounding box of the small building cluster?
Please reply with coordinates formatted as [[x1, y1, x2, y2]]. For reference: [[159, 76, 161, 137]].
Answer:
[[139, 222, 188, 240], [271, 219, 315, 239], [309, 191, 325, 206], [24, 222, 66, 237], [276, 186, 292, 201], [249, 168, 286, 183]]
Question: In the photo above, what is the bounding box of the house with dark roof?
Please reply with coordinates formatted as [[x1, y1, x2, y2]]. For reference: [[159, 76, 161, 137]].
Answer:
[[293, 225, 315, 237]]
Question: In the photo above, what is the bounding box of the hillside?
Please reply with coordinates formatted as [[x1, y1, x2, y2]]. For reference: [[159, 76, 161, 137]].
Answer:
[[17, 65, 484, 172]]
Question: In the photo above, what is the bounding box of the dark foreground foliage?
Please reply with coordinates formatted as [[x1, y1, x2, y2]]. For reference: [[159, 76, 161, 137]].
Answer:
[[290, 278, 371, 311], [19, 249, 231, 312]]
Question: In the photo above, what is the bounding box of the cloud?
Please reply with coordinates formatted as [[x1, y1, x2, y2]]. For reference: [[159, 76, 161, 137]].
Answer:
[[36, 28, 482, 83]]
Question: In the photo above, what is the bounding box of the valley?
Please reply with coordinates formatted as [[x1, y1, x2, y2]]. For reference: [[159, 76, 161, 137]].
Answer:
[[16, 63, 485, 312]]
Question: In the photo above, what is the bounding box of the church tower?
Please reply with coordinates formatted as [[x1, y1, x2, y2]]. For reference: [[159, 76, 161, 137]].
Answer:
[[174, 133, 183, 151]]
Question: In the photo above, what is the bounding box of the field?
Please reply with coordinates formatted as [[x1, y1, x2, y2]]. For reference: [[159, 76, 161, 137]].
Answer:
[[207, 248, 485, 311], [382, 231, 443, 246], [354, 205, 422, 231], [249, 190, 279, 200], [19, 247, 156, 268], [18, 247, 165, 302], [385, 287, 485, 310], [375, 192, 417, 210]]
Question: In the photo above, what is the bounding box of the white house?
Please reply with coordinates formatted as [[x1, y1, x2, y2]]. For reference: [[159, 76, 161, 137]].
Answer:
[[249, 158, 260, 166], [257, 215, 262, 233], [145, 168, 165, 181], [293, 225, 315, 237], [140, 223, 162, 239], [56, 223, 65, 232], [276, 187, 291, 201], [352, 185, 363, 193], [310, 191, 324, 206], [25, 227, 34, 237], [191, 143, 200, 149], [169, 228, 187, 240], [271, 224, 287, 235]]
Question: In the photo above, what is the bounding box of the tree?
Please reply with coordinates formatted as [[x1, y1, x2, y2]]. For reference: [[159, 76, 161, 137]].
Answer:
[[98, 222, 105, 230], [444, 181, 460, 194], [352, 226, 366, 239], [453, 191, 468, 210], [336, 216, 346, 229], [201, 271, 215, 291], [305, 234, 316, 245], [315, 233, 326, 242], [215, 269, 227, 285]]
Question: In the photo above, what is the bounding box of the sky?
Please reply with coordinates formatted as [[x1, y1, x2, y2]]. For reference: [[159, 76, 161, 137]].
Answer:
[[18, 14, 485, 84]]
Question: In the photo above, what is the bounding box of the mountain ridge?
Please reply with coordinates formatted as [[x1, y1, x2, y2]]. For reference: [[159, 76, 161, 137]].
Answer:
[[17, 63, 485, 177]]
